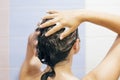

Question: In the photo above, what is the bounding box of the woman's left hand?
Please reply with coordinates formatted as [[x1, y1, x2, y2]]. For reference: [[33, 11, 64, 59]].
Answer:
[[38, 10, 85, 39]]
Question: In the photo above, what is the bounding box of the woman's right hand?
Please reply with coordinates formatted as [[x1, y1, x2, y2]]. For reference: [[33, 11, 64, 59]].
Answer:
[[39, 10, 85, 39]]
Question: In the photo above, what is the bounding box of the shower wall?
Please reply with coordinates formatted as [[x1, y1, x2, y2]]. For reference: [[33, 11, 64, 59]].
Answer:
[[0, 0, 120, 80], [85, 0, 120, 79], [0, 0, 9, 80], [9, 0, 85, 80]]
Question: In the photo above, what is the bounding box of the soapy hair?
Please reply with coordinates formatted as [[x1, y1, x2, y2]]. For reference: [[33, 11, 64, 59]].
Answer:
[[36, 19, 78, 80]]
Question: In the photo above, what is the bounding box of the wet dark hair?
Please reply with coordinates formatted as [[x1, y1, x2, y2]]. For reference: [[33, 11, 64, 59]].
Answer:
[[36, 19, 78, 80]]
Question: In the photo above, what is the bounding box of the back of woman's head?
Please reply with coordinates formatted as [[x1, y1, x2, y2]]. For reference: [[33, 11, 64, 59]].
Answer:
[[36, 19, 78, 80]]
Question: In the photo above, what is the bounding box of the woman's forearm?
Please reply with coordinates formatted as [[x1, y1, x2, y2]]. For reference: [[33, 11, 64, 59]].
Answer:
[[80, 10, 120, 34], [40, 10, 120, 38]]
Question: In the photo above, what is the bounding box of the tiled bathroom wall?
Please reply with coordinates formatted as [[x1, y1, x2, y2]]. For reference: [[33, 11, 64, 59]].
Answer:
[[0, 0, 120, 80], [85, 0, 120, 79], [10, 0, 85, 80], [0, 0, 9, 80]]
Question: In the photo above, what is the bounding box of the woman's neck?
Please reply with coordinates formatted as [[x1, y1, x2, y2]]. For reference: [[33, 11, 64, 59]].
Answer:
[[55, 61, 72, 73], [53, 61, 79, 80], [54, 51, 74, 75], [54, 56, 74, 77]]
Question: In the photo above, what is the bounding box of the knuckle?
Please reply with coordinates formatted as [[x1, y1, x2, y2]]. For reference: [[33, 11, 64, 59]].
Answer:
[[43, 16, 47, 19], [60, 20, 66, 26], [49, 20, 54, 24]]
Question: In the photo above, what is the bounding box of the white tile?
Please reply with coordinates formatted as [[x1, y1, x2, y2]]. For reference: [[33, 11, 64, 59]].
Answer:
[[0, 36, 9, 68], [0, 37, 9, 51], [0, 68, 9, 80], [85, 37, 116, 73], [0, 9, 9, 36], [0, 53, 9, 68], [0, 0, 9, 9], [85, 23, 117, 37], [85, 0, 120, 74]]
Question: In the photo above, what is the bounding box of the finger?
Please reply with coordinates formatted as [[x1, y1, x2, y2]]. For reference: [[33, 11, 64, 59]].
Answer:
[[40, 18, 59, 28], [60, 28, 75, 40], [31, 32, 40, 45], [32, 31, 40, 39], [36, 31, 40, 35], [47, 10, 58, 14], [34, 40, 38, 46], [45, 24, 62, 36], [43, 14, 57, 20]]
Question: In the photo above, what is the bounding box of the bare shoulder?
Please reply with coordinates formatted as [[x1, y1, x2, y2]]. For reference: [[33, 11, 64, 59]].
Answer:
[[82, 71, 97, 80]]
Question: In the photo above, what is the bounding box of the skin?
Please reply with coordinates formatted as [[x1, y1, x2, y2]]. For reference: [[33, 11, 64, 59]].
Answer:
[[19, 10, 120, 80], [19, 31, 80, 80], [39, 10, 120, 39]]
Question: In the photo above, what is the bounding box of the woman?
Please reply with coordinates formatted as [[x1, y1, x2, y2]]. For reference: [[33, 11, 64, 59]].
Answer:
[[19, 19, 80, 80], [19, 10, 120, 80]]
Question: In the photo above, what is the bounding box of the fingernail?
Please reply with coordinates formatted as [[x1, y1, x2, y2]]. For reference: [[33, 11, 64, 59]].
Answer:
[[40, 25, 45, 28], [40, 25, 42, 27], [45, 33, 48, 36], [34, 40, 38, 45], [37, 31, 40, 34], [60, 36, 63, 40]]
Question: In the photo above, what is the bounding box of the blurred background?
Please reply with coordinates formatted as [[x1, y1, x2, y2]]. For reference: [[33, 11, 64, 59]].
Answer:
[[0, 0, 120, 80]]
